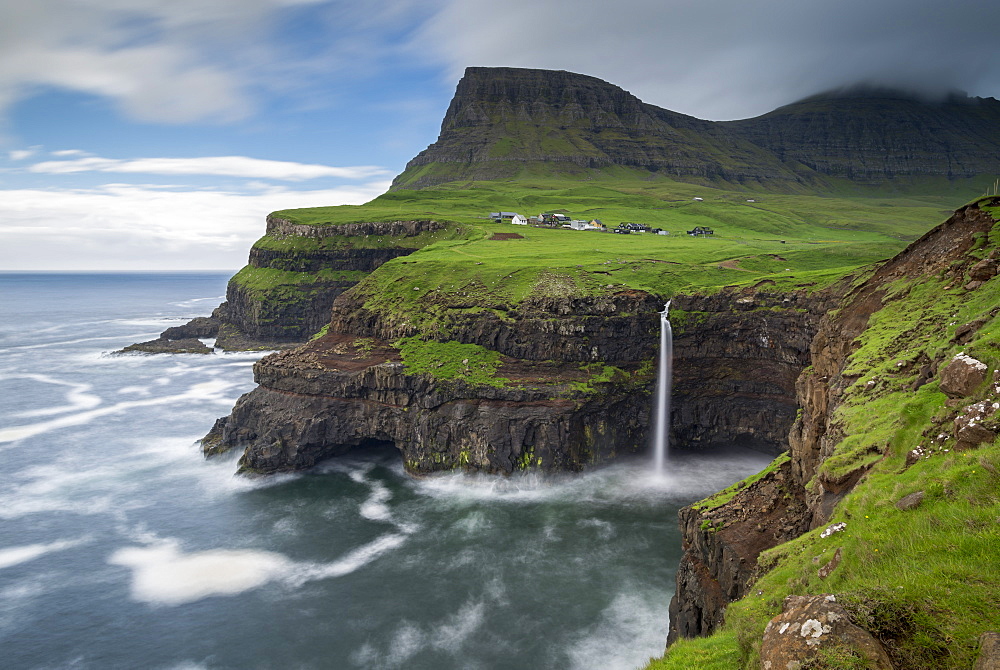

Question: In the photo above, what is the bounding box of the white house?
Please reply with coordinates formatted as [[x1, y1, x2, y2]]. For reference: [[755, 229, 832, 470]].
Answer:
[[693, 197, 704, 202], [511, 214, 528, 225]]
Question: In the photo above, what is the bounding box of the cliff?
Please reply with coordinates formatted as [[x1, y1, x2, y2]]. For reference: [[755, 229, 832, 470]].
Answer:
[[120, 217, 455, 353], [203, 284, 833, 475], [392, 68, 1000, 191], [659, 198, 1000, 668]]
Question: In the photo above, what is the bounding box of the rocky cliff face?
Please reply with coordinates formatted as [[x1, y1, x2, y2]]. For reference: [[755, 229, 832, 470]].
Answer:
[[392, 68, 1000, 191], [120, 218, 446, 353], [392, 67, 810, 190], [671, 289, 834, 454], [203, 281, 831, 475], [723, 88, 1000, 184], [665, 200, 999, 648]]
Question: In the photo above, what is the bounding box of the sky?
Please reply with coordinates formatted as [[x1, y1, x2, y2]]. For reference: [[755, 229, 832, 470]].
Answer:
[[1, 0, 998, 271]]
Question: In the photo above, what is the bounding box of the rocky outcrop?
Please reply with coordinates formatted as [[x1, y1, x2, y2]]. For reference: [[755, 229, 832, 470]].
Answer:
[[666, 201, 999, 647], [760, 594, 894, 670], [204, 279, 835, 475], [120, 219, 447, 352], [789, 203, 996, 511], [203, 332, 649, 475], [667, 455, 811, 644], [671, 289, 834, 454]]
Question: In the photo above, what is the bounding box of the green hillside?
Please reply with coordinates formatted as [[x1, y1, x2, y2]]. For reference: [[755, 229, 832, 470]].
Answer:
[[271, 175, 966, 334]]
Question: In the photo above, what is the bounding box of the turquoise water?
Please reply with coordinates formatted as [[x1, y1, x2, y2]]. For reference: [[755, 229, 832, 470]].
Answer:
[[0, 273, 770, 670]]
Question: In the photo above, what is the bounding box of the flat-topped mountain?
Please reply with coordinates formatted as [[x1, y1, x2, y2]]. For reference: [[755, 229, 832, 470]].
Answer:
[[392, 67, 1000, 191]]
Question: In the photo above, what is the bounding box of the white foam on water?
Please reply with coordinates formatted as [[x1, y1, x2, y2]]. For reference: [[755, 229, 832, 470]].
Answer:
[[0, 379, 238, 444], [349, 597, 490, 668], [566, 587, 671, 670], [10, 333, 161, 351], [117, 385, 152, 396], [114, 317, 187, 327], [431, 599, 486, 653], [577, 518, 616, 540], [171, 295, 225, 308], [110, 531, 410, 606], [1, 373, 102, 419], [109, 541, 292, 606], [359, 480, 392, 522], [0, 538, 87, 569], [294, 533, 408, 582]]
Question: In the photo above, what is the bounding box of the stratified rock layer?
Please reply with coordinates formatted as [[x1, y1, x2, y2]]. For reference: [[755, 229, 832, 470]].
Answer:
[[393, 68, 1000, 190], [204, 282, 829, 475]]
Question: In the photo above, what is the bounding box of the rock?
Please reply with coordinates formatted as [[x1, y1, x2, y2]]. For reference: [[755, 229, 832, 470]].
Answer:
[[975, 632, 1000, 670], [953, 318, 989, 345], [954, 400, 999, 449], [894, 491, 925, 511], [817, 546, 842, 579], [666, 457, 810, 645], [160, 316, 219, 340], [116, 337, 213, 355], [760, 595, 894, 670], [939, 353, 988, 398], [969, 258, 999, 282], [905, 447, 926, 466]]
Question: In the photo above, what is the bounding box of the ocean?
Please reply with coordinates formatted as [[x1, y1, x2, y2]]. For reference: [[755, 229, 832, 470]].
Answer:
[[0, 272, 770, 670]]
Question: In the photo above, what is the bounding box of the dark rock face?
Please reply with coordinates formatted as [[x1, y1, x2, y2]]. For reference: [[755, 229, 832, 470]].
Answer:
[[204, 336, 649, 475], [119, 218, 444, 352], [667, 456, 810, 644], [392, 67, 811, 190], [203, 283, 831, 476], [393, 68, 1000, 190], [671, 289, 833, 454], [723, 87, 1000, 184]]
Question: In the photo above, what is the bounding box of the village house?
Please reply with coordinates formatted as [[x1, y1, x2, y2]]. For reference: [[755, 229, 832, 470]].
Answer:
[[511, 214, 528, 225]]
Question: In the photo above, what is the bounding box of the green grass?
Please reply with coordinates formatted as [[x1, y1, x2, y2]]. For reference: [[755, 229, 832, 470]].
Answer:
[[646, 213, 1000, 669], [396, 336, 509, 388], [258, 175, 975, 381]]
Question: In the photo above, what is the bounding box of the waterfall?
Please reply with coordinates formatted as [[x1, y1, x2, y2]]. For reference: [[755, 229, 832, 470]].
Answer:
[[653, 302, 673, 474]]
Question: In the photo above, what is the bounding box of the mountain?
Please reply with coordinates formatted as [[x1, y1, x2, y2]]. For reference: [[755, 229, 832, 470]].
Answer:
[[392, 67, 1000, 191], [723, 86, 1000, 184]]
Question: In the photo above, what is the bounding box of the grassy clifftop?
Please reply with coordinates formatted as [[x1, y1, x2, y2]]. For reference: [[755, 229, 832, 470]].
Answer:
[[269, 176, 963, 339], [649, 199, 1000, 669]]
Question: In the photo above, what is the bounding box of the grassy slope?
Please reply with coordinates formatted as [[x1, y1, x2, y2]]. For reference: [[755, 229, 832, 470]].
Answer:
[[271, 176, 961, 337], [649, 207, 1000, 669]]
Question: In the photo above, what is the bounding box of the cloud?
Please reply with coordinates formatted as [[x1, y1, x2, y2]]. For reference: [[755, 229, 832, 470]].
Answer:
[[8, 148, 38, 161], [0, 180, 391, 270], [0, 0, 441, 126], [0, 0, 333, 123], [414, 0, 1000, 119], [28, 155, 390, 181]]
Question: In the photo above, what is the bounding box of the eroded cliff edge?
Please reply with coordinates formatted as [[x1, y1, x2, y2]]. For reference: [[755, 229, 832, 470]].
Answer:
[[201, 277, 831, 475], [664, 199, 1000, 667], [120, 217, 451, 354]]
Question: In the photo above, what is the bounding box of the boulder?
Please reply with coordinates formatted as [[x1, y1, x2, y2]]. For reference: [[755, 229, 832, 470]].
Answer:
[[969, 258, 999, 282], [939, 353, 988, 398], [955, 400, 999, 449], [975, 632, 1000, 670], [895, 491, 925, 511], [760, 594, 894, 670]]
